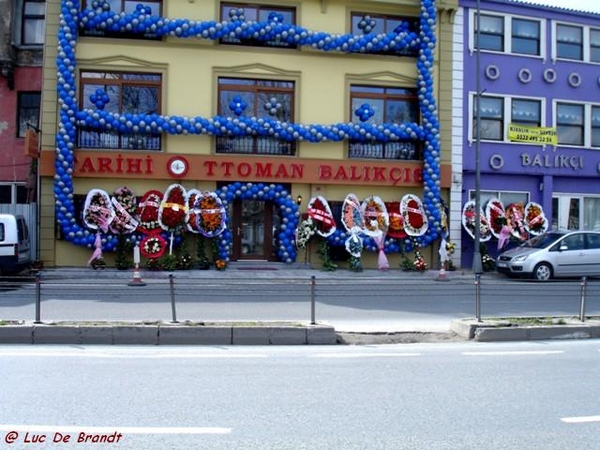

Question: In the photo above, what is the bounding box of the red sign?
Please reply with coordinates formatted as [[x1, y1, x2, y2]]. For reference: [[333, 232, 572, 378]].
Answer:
[[40, 151, 451, 188]]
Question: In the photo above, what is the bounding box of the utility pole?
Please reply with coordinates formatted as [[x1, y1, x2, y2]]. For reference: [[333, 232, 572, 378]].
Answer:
[[473, 0, 483, 274]]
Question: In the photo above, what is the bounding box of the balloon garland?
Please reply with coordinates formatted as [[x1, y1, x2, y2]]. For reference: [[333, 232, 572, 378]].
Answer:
[[215, 182, 300, 264], [54, 0, 442, 258]]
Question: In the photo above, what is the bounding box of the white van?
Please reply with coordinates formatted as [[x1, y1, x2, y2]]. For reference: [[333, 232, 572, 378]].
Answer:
[[0, 214, 32, 275]]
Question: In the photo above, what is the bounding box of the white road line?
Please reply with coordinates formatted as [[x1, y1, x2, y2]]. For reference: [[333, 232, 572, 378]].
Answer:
[[0, 425, 231, 434], [0, 351, 267, 359], [462, 350, 565, 356], [311, 353, 421, 358], [561, 416, 600, 424]]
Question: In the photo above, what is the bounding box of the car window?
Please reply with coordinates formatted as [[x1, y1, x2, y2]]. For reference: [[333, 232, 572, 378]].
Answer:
[[561, 234, 585, 250], [525, 232, 564, 249], [0, 223, 4, 241], [586, 233, 600, 249]]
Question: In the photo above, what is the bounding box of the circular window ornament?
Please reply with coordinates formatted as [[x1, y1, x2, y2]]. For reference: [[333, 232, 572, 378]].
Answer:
[[485, 64, 500, 80], [489, 154, 504, 170], [518, 68, 532, 84], [568, 72, 582, 88], [543, 68, 556, 84]]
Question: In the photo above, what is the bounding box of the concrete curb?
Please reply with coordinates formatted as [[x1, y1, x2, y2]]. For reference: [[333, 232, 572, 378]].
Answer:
[[0, 322, 337, 345], [450, 319, 600, 342]]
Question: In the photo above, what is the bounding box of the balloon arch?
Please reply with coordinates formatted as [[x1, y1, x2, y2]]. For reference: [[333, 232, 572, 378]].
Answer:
[[215, 182, 300, 263]]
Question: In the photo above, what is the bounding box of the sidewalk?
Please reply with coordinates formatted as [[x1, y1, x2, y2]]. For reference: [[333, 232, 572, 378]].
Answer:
[[36, 264, 489, 281]]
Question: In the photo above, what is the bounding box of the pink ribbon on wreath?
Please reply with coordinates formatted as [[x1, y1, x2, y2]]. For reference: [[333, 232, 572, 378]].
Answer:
[[373, 231, 389, 271], [86, 232, 103, 267], [497, 225, 511, 251]]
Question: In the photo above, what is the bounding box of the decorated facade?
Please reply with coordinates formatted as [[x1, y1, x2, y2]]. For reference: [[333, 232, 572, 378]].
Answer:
[[456, 0, 600, 269], [38, 0, 458, 270]]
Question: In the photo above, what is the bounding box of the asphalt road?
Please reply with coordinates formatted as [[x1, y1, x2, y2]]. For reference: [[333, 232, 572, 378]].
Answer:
[[1, 341, 599, 449], [1, 274, 599, 332]]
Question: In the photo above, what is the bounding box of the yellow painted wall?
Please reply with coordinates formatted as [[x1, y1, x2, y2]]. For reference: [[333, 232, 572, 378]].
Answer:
[[40, 0, 457, 269]]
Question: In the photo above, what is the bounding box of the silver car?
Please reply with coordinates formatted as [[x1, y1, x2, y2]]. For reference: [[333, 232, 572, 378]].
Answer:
[[496, 230, 600, 281]]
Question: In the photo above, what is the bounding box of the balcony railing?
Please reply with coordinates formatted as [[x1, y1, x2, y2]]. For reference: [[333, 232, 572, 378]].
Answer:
[[216, 136, 295, 156]]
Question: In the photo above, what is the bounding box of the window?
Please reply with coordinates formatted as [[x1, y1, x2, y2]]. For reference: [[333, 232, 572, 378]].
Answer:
[[475, 96, 504, 141], [17, 92, 41, 138], [553, 195, 600, 231], [351, 13, 419, 56], [80, 1, 162, 39], [78, 71, 162, 150], [592, 107, 600, 147], [556, 103, 584, 146], [512, 99, 541, 128], [554, 102, 600, 148], [216, 77, 295, 155], [0, 184, 29, 205], [476, 14, 504, 52], [470, 190, 529, 208], [556, 24, 583, 60], [472, 94, 543, 142], [22, 0, 45, 45], [512, 18, 540, 55], [591, 29, 600, 63], [220, 3, 296, 48], [349, 85, 420, 160], [472, 12, 543, 57], [587, 231, 600, 248], [553, 23, 600, 63]]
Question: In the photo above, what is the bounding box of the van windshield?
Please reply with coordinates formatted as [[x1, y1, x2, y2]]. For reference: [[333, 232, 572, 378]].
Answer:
[[521, 232, 564, 249]]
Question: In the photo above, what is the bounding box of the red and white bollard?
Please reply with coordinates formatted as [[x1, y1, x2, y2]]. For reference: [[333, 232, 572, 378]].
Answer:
[[128, 244, 146, 287], [436, 265, 449, 282]]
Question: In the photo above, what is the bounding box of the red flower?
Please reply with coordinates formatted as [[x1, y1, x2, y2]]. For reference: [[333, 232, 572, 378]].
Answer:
[[160, 184, 187, 231]]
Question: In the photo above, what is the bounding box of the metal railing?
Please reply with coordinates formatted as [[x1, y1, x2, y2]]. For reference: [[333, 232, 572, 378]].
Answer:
[[0, 272, 598, 325]]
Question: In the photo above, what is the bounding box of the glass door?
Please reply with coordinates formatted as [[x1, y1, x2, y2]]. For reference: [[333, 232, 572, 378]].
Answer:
[[232, 199, 274, 260]]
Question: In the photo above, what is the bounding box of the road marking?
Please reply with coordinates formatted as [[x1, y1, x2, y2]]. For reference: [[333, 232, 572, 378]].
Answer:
[[0, 425, 231, 434], [311, 353, 421, 358], [561, 415, 600, 424], [0, 351, 267, 359], [462, 350, 565, 356]]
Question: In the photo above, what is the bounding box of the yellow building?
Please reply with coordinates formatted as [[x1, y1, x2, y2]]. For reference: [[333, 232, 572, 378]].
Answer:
[[39, 0, 457, 270]]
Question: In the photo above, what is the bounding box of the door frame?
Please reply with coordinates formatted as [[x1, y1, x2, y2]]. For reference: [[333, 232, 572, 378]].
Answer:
[[231, 199, 275, 261]]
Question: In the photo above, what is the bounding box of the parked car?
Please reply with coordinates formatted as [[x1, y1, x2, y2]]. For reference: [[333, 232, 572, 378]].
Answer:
[[496, 230, 600, 281], [0, 214, 32, 275]]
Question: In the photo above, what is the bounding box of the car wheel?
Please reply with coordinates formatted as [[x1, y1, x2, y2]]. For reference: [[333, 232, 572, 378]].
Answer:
[[533, 263, 552, 281]]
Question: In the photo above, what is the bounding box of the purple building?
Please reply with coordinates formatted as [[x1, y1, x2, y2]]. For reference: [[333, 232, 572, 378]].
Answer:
[[455, 0, 600, 269]]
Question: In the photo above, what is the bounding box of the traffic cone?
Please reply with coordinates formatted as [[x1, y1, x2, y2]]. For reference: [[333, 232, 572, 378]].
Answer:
[[128, 263, 146, 287], [436, 265, 449, 282]]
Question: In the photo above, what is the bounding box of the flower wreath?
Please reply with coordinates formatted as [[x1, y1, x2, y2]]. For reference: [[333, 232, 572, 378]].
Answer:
[[361, 196, 389, 237], [296, 218, 317, 249], [185, 189, 201, 233], [139, 234, 167, 259], [506, 202, 528, 241], [307, 195, 336, 238], [462, 200, 492, 242], [524, 202, 548, 236], [386, 201, 406, 239], [341, 193, 364, 234], [485, 198, 505, 239], [192, 191, 227, 238], [137, 190, 163, 235], [110, 186, 139, 234], [400, 194, 428, 237], [159, 184, 187, 231], [83, 189, 115, 233]]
